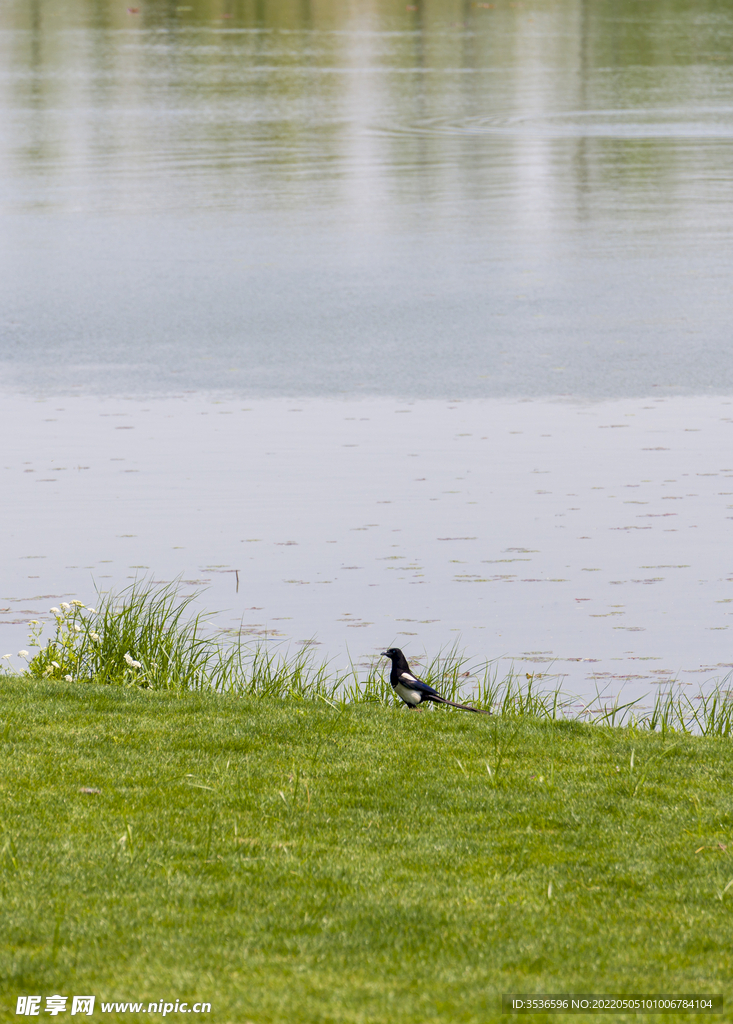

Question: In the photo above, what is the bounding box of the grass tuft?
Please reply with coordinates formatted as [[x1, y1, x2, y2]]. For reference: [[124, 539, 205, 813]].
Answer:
[[13, 581, 733, 735]]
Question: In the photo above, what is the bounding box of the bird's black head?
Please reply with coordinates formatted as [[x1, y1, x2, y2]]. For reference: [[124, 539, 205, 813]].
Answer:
[[381, 648, 403, 660]]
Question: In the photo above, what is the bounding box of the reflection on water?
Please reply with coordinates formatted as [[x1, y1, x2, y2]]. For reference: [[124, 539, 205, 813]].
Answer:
[[1, 0, 733, 396]]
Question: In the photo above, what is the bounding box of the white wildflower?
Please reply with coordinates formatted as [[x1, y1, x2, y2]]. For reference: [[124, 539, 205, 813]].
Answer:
[[51, 661, 60, 669], [60, 602, 71, 611], [2, 654, 12, 660], [65, 675, 73, 682], [43, 667, 52, 677], [50, 607, 61, 616], [28, 620, 39, 625], [18, 650, 29, 659], [71, 600, 84, 607], [124, 652, 142, 669], [72, 623, 82, 632], [90, 632, 100, 642], [86, 607, 97, 614]]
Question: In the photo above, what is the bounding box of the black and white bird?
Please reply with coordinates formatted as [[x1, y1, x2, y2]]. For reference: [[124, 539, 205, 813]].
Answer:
[[381, 647, 491, 714]]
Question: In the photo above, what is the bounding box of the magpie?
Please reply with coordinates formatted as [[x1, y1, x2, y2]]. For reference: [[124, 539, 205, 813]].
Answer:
[[381, 648, 491, 714]]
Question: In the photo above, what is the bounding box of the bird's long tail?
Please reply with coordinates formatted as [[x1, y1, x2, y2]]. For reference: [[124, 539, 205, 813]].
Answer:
[[434, 696, 491, 715]]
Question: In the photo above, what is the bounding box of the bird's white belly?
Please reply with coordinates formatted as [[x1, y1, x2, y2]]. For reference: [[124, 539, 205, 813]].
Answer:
[[396, 682, 422, 705]]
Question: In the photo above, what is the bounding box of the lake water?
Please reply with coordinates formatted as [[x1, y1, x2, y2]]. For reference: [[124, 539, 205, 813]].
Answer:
[[2, 0, 733, 701]]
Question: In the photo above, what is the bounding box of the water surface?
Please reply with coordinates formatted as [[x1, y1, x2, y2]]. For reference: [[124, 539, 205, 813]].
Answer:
[[2, 0, 733, 699], [3, 393, 733, 700], [1, 0, 733, 396]]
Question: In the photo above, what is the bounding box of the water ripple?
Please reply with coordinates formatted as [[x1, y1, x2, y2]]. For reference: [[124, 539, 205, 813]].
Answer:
[[381, 107, 733, 139]]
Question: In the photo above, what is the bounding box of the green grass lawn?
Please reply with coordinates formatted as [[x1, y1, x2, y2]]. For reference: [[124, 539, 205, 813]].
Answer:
[[1, 676, 732, 1024]]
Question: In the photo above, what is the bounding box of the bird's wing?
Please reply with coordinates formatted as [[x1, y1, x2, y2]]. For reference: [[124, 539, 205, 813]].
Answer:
[[398, 671, 440, 697]]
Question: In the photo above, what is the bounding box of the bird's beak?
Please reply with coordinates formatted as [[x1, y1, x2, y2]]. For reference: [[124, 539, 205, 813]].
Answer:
[[380, 651, 389, 657]]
